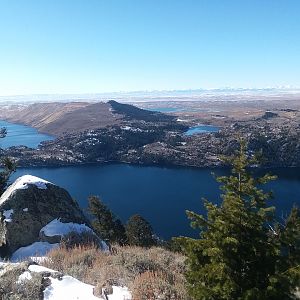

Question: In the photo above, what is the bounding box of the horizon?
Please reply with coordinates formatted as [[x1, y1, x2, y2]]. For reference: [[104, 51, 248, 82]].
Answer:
[[0, 1, 300, 96], [1, 86, 300, 104]]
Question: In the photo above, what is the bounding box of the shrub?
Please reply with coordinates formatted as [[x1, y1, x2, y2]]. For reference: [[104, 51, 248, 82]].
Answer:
[[60, 230, 101, 249], [132, 271, 188, 300], [42, 244, 187, 298]]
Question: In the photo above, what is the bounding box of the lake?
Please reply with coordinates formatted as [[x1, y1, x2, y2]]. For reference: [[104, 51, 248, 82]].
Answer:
[[185, 125, 220, 135], [10, 164, 300, 240], [0, 120, 54, 149]]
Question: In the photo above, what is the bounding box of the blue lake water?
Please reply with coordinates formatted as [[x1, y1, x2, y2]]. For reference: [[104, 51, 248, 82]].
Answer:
[[185, 125, 219, 135], [10, 164, 300, 240], [0, 120, 54, 149]]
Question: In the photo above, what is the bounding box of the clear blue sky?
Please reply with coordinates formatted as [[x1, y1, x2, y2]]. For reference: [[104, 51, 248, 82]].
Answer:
[[0, 0, 299, 95]]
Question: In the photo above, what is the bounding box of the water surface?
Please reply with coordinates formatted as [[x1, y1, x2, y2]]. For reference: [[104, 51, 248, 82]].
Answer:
[[185, 125, 219, 135], [0, 120, 54, 149], [10, 164, 300, 239]]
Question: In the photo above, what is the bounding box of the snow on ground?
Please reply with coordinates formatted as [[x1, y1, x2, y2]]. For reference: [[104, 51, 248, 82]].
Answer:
[[107, 286, 132, 300], [44, 275, 100, 300], [44, 276, 132, 300], [0, 175, 52, 205], [1, 261, 132, 300], [3, 209, 14, 222], [11, 241, 59, 262], [40, 218, 92, 237]]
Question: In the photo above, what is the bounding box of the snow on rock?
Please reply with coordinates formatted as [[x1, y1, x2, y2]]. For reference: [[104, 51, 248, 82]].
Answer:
[[107, 286, 132, 300], [40, 218, 92, 237], [11, 242, 59, 262], [23, 207, 28, 212], [3, 209, 14, 222], [28, 264, 57, 273], [0, 175, 52, 205], [44, 275, 99, 300]]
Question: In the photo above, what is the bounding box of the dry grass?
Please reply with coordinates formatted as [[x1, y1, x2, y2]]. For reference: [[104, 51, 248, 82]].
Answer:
[[42, 244, 189, 299]]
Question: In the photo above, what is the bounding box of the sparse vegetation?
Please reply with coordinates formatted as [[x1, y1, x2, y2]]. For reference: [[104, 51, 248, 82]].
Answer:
[[42, 244, 188, 299], [0, 262, 48, 300]]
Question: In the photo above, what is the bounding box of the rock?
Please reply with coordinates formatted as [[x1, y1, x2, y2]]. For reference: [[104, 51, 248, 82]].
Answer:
[[0, 175, 91, 258]]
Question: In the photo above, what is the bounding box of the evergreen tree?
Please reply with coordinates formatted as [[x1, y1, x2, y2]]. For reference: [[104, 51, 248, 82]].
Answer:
[[0, 127, 16, 195], [126, 214, 156, 247], [88, 196, 127, 245], [177, 141, 300, 299]]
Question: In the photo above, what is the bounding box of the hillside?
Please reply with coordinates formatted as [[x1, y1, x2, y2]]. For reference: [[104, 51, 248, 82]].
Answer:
[[0, 101, 177, 137]]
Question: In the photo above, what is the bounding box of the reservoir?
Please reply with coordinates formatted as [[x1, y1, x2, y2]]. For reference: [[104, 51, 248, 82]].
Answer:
[[10, 164, 300, 240], [0, 120, 54, 149], [185, 125, 219, 135], [2, 120, 299, 239]]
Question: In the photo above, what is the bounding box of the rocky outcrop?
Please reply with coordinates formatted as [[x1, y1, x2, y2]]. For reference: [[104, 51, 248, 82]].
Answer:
[[0, 175, 92, 258]]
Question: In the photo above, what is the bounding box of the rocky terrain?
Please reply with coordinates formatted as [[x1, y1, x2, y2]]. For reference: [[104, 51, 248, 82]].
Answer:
[[0, 175, 131, 299], [0, 99, 300, 168], [0, 175, 106, 259]]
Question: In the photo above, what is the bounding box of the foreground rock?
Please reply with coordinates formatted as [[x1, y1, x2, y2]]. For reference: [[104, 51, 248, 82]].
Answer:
[[0, 175, 95, 258]]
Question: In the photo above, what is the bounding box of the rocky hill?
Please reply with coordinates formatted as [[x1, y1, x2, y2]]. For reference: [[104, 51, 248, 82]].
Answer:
[[0, 175, 106, 259], [0, 101, 177, 136]]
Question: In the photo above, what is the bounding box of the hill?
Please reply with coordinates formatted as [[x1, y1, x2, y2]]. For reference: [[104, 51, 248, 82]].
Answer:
[[0, 101, 176, 136]]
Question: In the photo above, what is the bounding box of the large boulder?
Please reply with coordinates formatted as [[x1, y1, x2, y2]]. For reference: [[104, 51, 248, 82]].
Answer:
[[0, 175, 93, 258]]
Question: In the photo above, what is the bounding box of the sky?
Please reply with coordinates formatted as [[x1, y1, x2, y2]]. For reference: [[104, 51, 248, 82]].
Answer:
[[0, 0, 300, 96]]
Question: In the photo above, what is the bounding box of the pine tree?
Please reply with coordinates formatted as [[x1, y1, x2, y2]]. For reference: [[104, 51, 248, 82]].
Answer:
[[0, 128, 16, 195], [88, 196, 127, 245], [126, 214, 156, 247], [177, 141, 300, 299]]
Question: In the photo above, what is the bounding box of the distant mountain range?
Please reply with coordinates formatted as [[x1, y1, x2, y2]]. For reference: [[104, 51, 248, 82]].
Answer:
[[0, 87, 300, 104]]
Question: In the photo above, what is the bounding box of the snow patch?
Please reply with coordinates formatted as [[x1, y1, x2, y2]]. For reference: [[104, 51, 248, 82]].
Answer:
[[17, 271, 32, 283], [40, 218, 93, 237], [23, 208, 28, 212], [0, 175, 52, 205], [28, 264, 56, 273], [44, 275, 99, 300], [11, 242, 59, 262], [3, 209, 14, 222], [107, 286, 132, 300]]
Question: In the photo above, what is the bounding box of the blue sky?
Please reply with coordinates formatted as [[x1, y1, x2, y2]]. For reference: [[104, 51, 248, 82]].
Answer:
[[0, 0, 299, 95]]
